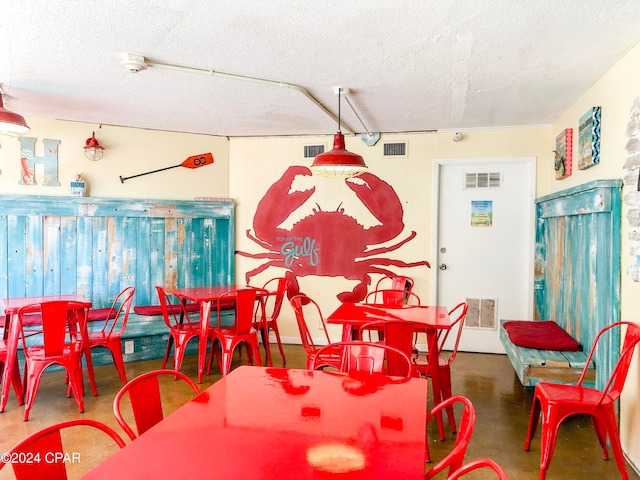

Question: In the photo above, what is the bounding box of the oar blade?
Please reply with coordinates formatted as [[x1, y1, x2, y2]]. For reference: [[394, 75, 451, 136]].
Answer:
[[181, 153, 214, 169]]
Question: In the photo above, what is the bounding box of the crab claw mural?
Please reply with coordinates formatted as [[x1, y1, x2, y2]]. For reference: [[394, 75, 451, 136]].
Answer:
[[236, 165, 430, 302]]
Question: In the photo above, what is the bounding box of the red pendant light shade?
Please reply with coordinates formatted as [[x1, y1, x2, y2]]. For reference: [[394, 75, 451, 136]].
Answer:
[[311, 131, 368, 178], [310, 87, 368, 179], [0, 93, 30, 136]]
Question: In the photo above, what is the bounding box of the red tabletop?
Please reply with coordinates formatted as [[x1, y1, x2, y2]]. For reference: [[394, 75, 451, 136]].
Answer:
[[84, 365, 427, 479], [0, 294, 94, 412], [166, 285, 243, 303], [327, 303, 451, 331]]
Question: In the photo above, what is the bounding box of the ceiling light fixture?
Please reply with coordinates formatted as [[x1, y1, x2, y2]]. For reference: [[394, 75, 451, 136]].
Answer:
[[310, 87, 368, 179], [84, 131, 105, 161], [0, 88, 30, 136]]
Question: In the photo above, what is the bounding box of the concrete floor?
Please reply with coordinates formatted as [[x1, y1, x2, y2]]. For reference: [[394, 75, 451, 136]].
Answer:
[[0, 344, 638, 479]]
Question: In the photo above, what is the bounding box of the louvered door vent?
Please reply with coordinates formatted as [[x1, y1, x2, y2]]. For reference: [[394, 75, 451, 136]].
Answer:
[[465, 172, 502, 189], [383, 142, 407, 157], [304, 145, 325, 158], [465, 298, 497, 330]]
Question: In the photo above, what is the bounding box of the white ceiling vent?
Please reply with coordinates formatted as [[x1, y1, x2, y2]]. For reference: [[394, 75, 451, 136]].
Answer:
[[303, 144, 325, 159], [383, 142, 407, 157], [465, 172, 502, 189]]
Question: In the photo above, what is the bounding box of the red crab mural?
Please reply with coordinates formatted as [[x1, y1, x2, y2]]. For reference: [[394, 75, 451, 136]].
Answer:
[[236, 166, 430, 302]]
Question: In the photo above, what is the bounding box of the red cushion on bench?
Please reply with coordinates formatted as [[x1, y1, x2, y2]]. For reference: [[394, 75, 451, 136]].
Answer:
[[502, 320, 581, 351], [133, 303, 201, 316], [87, 308, 118, 322]]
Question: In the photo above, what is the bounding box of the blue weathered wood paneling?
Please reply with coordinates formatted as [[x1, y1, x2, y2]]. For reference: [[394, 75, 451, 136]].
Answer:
[[534, 180, 622, 391], [0, 195, 235, 309]]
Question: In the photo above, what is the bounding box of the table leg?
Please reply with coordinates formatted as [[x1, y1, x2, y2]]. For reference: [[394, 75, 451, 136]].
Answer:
[[426, 329, 446, 440], [197, 301, 212, 383], [1, 315, 21, 412], [80, 309, 98, 396]]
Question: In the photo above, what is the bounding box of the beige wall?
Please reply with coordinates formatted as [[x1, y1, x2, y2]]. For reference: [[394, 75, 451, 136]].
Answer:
[[0, 120, 230, 199], [230, 127, 550, 341], [544, 42, 640, 466]]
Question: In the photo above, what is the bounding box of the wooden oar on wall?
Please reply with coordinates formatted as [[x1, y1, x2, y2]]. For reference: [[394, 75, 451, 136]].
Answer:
[[119, 153, 214, 183]]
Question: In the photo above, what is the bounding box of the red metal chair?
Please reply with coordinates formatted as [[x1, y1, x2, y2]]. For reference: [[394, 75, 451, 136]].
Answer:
[[413, 302, 468, 436], [0, 418, 126, 478], [311, 340, 414, 378], [86, 286, 135, 384], [364, 288, 421, 306], [424, 395, 476, 479], [17, 301, 88, 421], [290, 294, 342, 370], [156, 285, 203, 374], [207, 287, 267, 376], [113, 369, 200, 440], [524, 321, 640, 480], [447, 458, 509, 479], [254, 277, 289, 366]]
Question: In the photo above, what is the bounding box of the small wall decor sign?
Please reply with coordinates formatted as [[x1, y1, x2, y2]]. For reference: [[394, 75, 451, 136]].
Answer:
[[578, 106, 601, 170], [554, 128, 572, 180]]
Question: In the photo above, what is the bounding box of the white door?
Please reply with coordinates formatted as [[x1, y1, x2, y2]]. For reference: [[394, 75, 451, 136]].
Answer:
[[431, 157, 536, 354]]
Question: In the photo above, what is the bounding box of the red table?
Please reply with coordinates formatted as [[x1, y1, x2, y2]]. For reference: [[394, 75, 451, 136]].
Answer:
[[167, 286, 270, 382], [0, 294, 95, 413], [327, 303, 451, 407], [83, 365, 428, 479]]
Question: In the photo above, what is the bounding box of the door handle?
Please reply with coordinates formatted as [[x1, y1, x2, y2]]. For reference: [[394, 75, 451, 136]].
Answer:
[[439, 264, 447, 270]]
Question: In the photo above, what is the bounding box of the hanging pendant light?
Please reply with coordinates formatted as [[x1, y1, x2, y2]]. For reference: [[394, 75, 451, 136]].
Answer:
[[84, 131, 105, 161], [0, 90, 30, 136], [311, 88, 367, 178]]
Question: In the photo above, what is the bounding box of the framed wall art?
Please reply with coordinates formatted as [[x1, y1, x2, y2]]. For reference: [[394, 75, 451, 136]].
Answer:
[[578, 106, 601, 170], [554, 128, 572, 180]]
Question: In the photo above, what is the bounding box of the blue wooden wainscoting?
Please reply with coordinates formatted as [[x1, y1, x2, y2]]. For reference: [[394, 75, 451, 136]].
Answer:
[[534, 179, 622, 392], [0, 195, 235, 365]]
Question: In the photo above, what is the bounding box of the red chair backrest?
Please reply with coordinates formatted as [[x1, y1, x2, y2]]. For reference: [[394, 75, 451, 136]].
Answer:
[[359, 320, 415, 377], [290, 295, 331, 354], [375, 275, 415, 293], [425, 395, 476, 479], [100, 286, 135, 337], [365, 289, 421, 306], [262, 277, 288, 320], [113, 369, 200, 440], [312, 341, 414, 378], [218, 288, 267, 334], [17, 301, 87, 357], [579, 321, 640, 403], [0, 418, 126, 479], [156, 286, 199, 331], [438, 302, 468, 363]]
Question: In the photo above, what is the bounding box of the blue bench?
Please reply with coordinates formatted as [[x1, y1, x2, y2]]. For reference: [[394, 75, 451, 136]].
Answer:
[[86, 306, 235, 366], [499, 319, 595, 389]]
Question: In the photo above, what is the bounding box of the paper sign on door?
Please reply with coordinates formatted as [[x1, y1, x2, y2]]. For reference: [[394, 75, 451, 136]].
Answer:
[[471, 200, 493, 227]]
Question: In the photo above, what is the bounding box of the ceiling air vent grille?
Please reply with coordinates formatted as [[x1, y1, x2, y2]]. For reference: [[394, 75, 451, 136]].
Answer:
[[465, 172, 502, 189], [304, 145, 325, 158], [383, 142, 407, 157]]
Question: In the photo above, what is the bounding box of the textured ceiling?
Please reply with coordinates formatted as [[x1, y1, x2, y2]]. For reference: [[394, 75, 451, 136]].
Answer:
[[1, 0, 640, 138]]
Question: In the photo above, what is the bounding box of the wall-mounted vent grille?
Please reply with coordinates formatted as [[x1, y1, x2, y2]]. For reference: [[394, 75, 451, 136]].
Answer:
[[383, 142, 407, 157], [304, 145, 325, 158], [465, 172, 502, 189], [465, 298, 497, 330]]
